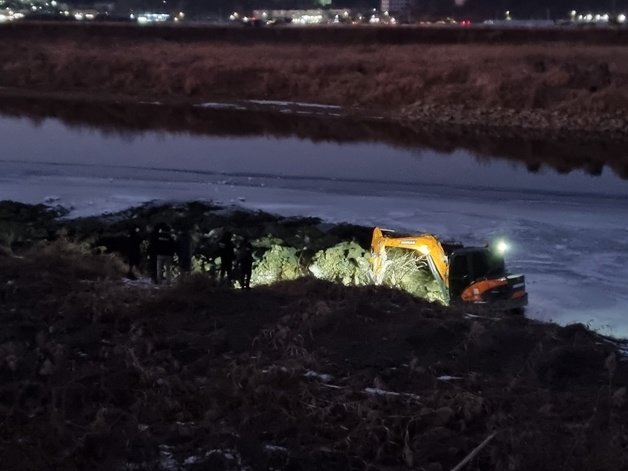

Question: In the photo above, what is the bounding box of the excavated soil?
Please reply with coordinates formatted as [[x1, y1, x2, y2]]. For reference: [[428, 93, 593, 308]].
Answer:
[[1, 203, 628, 470]]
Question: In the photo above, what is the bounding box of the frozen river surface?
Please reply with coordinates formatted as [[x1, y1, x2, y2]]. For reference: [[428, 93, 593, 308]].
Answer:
[[1, 111, 627, 337]]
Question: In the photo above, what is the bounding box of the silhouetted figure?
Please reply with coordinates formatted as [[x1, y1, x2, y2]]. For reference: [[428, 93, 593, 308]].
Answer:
[[218, 232, 235, 284], [236, 238, 254, 290], [150, 223, 176, 284], [176, 228, 194, 274], [148, 227, 157, 282], [126, 226, 142, 280]]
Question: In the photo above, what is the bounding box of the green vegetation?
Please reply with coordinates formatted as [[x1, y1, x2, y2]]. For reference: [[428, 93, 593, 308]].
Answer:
[[308, 241, 371, 286], [250, 244, 303, 285]]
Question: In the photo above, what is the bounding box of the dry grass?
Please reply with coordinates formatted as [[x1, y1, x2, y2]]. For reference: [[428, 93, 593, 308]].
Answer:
[[1, 245, 628, 470], [1, 27, 628, 117]]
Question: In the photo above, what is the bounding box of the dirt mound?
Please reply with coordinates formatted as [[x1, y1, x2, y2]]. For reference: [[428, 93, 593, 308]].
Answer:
[[1, 244, 627, 470]]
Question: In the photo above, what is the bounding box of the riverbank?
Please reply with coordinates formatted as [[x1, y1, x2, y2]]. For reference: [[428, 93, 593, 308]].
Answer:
[[1, 23, 628, 138], [1, 200, 628, 470]]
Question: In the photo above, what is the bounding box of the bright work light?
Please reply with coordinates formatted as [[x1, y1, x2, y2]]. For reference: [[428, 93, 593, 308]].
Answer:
[[495, 239, 510, 255]]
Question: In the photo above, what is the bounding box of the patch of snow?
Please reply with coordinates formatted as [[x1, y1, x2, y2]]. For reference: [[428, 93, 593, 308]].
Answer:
[[261, 365, 290, 374], [202, 449, 251, 471], [123, 277, 159, 289], [601, 337, 628, 359], [183, 455, 200, 465], [365, 387, 400, 397], [42, 195, 60, 204], [304, 370, 334, 383], [264, 445, 288, 453], [364, 388, 421, 400], [195, 102, 243, 110], [158, 450, 178, 471], [437, 375, 464, 381], [246, 100, 341, 109], [130, 445, 254, 471]]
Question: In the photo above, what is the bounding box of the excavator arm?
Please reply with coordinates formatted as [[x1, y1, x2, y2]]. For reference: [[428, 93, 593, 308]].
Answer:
[[370, 227, 450, 303]]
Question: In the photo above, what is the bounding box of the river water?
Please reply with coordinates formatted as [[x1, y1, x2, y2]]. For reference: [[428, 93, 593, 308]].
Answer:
[[1, 102, 627, 336]]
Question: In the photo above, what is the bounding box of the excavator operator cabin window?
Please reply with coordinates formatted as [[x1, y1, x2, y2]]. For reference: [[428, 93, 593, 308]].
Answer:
[[470, 251, 490, 280], [450, 254, 470, 279], [471, 250, 506, 280], [448, 253, 471, 299], [487, 251, 506, 277]]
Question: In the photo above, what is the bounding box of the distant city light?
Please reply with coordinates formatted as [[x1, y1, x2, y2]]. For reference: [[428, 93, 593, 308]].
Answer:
[[293, 14, 324, 25], [136, 13, 170, 24], [0, 1, 624, 28]]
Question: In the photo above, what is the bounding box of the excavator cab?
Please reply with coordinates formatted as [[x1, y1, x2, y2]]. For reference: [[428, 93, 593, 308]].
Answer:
[[449, 247, 527, 311], [449, 248, 505, 298]]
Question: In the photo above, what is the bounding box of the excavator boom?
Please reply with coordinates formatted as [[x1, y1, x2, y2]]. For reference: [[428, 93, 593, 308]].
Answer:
[[371, 227, 450, 302]]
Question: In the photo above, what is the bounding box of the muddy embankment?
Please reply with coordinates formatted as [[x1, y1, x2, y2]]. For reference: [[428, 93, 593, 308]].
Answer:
[[2, 201, 628, 470], [1, 23, 628, 139]]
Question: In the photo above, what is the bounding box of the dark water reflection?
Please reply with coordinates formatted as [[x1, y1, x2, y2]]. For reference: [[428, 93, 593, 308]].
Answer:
[[1, 95, 627, 181]]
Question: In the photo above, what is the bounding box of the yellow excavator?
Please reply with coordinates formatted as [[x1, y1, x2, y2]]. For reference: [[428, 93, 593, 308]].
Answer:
[[371, 227, 527, 310]]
